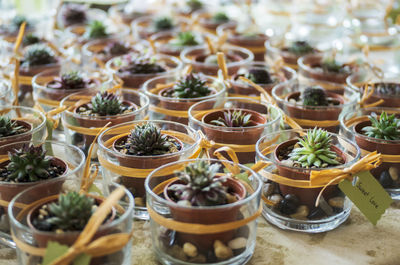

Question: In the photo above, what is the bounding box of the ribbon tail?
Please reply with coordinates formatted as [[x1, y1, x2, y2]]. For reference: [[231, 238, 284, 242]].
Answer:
[[315, 175, 347, 207]]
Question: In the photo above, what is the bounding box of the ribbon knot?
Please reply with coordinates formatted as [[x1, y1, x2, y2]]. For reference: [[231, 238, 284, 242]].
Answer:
[[310, 151, 382, 206]]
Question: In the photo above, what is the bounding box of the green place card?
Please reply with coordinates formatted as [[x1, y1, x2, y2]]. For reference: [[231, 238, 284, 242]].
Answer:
[[42, 241, 91, 265], [339, 171, 393, 225]]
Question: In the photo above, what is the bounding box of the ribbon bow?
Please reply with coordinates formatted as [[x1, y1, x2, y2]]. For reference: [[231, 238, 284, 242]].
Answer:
[[34, 103, 67, 129], [359, 83, 384, 109], [310, 151, 382, 207]]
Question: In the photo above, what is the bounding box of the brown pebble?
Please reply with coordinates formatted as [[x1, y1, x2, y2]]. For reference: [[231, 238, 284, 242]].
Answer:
[[290, 205, 309, 220], [389, 167, 399, 181], [189, 254, 206, 263], [328, 197, 344, 208], [134, 197, 145, 207], [183, 242, 198, 258]]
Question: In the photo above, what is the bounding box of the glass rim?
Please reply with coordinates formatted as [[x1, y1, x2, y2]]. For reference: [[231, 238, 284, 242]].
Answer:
[[0, 106, 46, 138]]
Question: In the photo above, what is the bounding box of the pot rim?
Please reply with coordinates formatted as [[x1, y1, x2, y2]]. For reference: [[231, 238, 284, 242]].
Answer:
[[142, 73, 226, 102], [105, 52, 183, 78], [255, 129, 361, 171], [66, 22, 130, 42], [271, 82, 359, 109], [180, 44, 254, 68], [61, 89, 149, 120], [0, 140, 85, 186], [98, 120, 200, 159], [264, 40, 318, 60], [145, 158, 262, 210], [188, 97, 282, 131], [131, 15, 190, 34], [0, 106, 46, 140]]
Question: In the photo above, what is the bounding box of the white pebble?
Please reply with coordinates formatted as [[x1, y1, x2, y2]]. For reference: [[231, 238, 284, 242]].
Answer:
[[228, 237, 247, 250]]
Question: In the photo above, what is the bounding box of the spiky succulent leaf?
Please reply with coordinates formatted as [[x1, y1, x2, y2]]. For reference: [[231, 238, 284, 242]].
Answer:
[[5, 144, 52, 182], [86, 20, 108, 39], [174, 31, 199, 46], [153, 17, 174, 31], [46, 192, 94, 231], [287, 41, 314, 56], [0, 116, 25, 137], [60, 71, 85, 89], [171, 73, 210, 98], [23, 33, 40, 46], [22, 44, 56, 67], [210, 110, 253, 127], [302, 86, 329, 106], [362, 112, 400, 140], [90, 92, 124, 116], [288, 128, 340, 168], [119, 56, 166, 74], [321, 58, 342, 73], [125, 123, 177, 156], [212, 12, 229, 23], [168, 161, 228, 206]]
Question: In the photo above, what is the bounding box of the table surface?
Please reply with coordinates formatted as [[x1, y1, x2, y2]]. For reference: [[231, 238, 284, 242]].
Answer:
[[0, 202, 399, 265]]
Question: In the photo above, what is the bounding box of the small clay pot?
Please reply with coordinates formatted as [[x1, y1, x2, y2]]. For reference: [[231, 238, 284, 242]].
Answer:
[[363, 82, 400, 108], [284, 91, 345, 132], [164, 177, 246, 251], [41, 78, 99, 102], [83, 39, 135, 65], [0, 157, 67, 210], [0, 120, 32, 153], [112, 134, 183, 198], [228, 34, 268, 61], [274, 139, 346, 209], [202, 108, 267, 164], [191, 53, 243, 76], [198, 15, 236, 34]]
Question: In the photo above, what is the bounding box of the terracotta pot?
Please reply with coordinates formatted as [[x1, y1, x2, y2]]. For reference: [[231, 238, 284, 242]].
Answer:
[[363, 82, 400, 108], [158, 86, 217, 124], [0, 157, 67, 210], [73, 100, 138, 149], [191, 52, 243, 76], [227, 34, 268, 61], [41, 78, 99, 102], [274, 139, 346, 209], [202, 108, 267, 164], [164, 177, 246, 251], [112, 134, 183, 198], [116, 70, 167, 90], [198, 17, 234, 34], [284, 91, 344, 132], [354, 120, 400, 182], [0, 120, 32, 154]]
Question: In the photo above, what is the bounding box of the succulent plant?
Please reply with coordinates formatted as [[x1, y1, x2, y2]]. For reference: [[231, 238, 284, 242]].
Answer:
[[210, 109, 253, 127], [119, 56, 166, 74], [362, 112, 400, 140], [375, 82, 400, 96], [186, 0, 203, 11], [287, 41, 314, 56], [167, 161, 229, 206], [0, 116, 26, 137], [288, 128, 341, 168], [106, 41, 130, 55], [173, 31, 199, 46], [168, 73, 211, 98], [87, 92, 125, 116], [302, 86, 329, 106], [321, 58, 344, 73], [153, 17, 174, 31], [22, 44, 57, 67], [23, 33, 40, 46], [211, 12, 229, 24], [45, 191, 94, 231], [62, 3, 87, 25], [123, 123, 179, 156], [245, 68, 273, 84], [86, 20, 108, 39], [4, 144, 53, 182], [11, 15, 30, 31]]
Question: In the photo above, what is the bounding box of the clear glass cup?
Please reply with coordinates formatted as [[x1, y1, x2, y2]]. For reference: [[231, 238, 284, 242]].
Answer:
[[98, 120, 200, 220], [272, 82, 360, 133], [0, 79, 14, 106], [142, 73, 226, 124], [256, 129, 360, 232], [150, 31, 206, 57], [188, 97, 282, 164], [340, 107, 400, 200], [132, 15, 190, 40], [146, 158, 262, 265], [56, 5, 108, 29]]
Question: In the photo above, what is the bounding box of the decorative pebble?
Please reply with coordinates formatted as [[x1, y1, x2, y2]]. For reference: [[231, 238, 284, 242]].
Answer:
[[307, 207, 326, 220], [228, 237, 247, 250], [328, 197, 345, 209], [280, 159, 294, 167], [189, 254, 206, 263], [389, 167, 399, 181], [379, 171, 393, 188], [278, 194, 299, 215], [183, 242, 198, 258], [214, 240, 233, 260], [134, 197, 145, 207], [284, 194, 300, 205], [169, 245, 187, 261], [226, 194, 237, 204], [263, 183, 275, 197], [177, 200, 191, 206], [268, 194, 283, 205], [290, 205, 309, 220]]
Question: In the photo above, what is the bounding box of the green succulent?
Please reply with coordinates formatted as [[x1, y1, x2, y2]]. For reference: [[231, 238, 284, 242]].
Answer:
[[186, 0, 203, 11], [245, 68, 273, 84], [153, 17, 174, 31], [362, 112, 400, 140], [287, 41, 314, 56], [11, 15, 30, 31], [46, 191, 94, 231], [173, 31, 199, 46], [5, 144, 52, 182], [167, 161, 228, 206], [211, 12, 229, 24], [302, 86, 329, 106], [86, 20, 108, 39], [288, 128, 341, 168], [321, 58, 343, 73], [22, 44, 56, 67], [60, 71, 85, 89], [89, 92, 125, 116], [169, 73, 210, 98], [123, 123, 178, 156], [0, 116, 26, 137], [119, 56, 166, 74], [210, 109, 253, 127], [23, 33, 40, 46]]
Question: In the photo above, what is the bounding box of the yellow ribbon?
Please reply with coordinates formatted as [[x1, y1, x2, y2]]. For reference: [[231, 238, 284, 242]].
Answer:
[[360, 148, 400, 163], [310, 151, 382, 207], [34, 103, 67, 129], [359, 83, 385, 109]]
